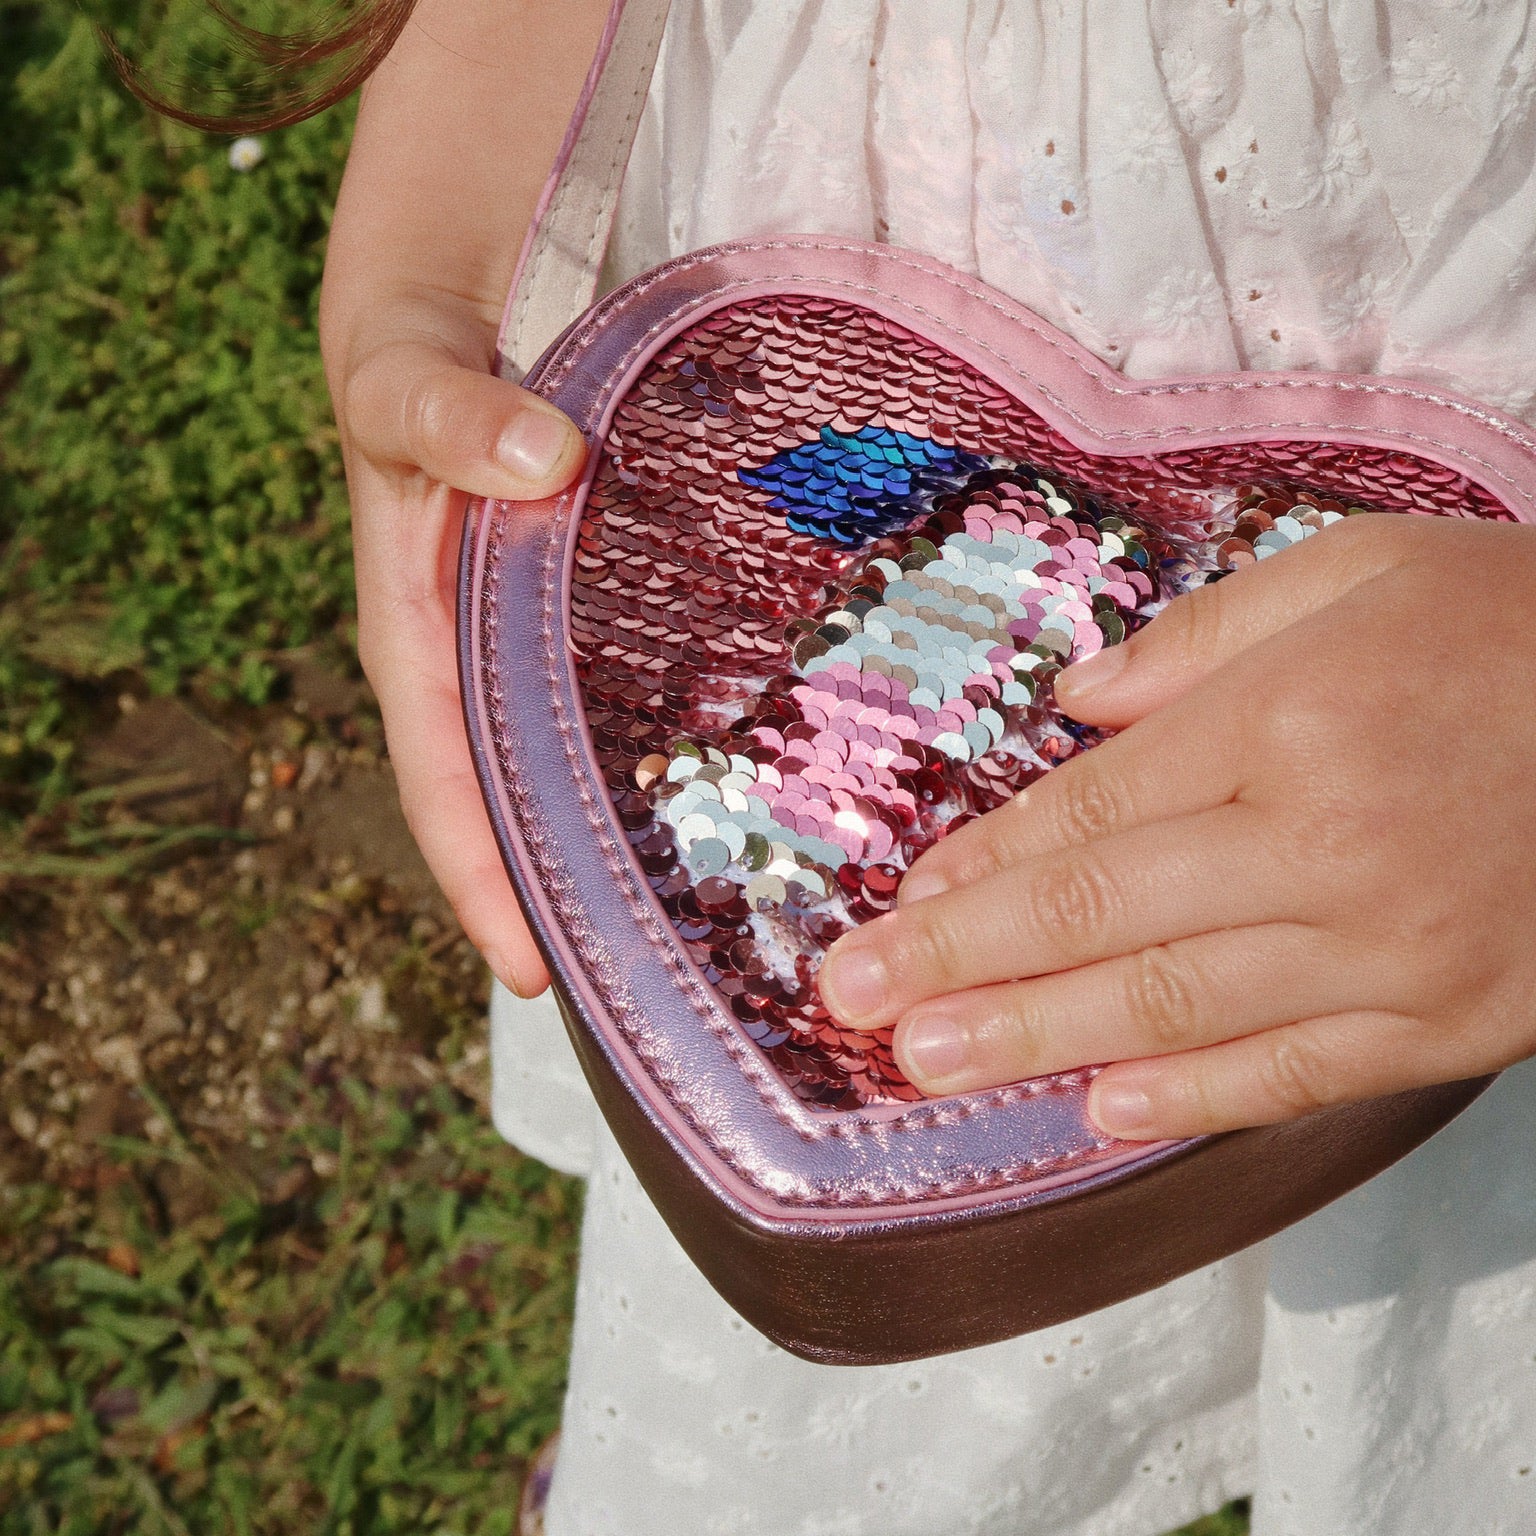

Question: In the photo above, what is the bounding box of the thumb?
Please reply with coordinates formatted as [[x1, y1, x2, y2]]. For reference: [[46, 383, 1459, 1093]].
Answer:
[[339, 333, 586, 501], [1055, 512, 1407, 728]]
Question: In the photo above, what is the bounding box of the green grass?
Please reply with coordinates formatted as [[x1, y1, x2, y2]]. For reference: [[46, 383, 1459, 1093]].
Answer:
[[0, 1075, 580, 1535], [0, 8, 588, 1531], [1175, 1507, 1251, 1536], [0, 0, 357, 824]]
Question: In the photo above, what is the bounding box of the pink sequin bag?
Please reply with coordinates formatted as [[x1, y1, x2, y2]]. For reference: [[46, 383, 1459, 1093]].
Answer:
[[459, 0, 1535, 1364]]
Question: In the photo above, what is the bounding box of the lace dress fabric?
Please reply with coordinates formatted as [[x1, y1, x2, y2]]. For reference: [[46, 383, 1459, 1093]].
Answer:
[[488, 3, 1536, 1531]]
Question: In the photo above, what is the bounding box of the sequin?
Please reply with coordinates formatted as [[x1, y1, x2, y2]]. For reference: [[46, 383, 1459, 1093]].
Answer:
[[569, 295, 1499, 1109]]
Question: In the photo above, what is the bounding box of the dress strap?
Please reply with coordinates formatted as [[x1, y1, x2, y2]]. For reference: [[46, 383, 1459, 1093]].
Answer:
[[497, 0, 674, 380]]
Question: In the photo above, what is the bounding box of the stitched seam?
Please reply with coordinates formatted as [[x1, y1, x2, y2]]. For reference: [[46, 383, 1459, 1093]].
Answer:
[[490, 545, 1092, 1204], [509, 167, 576, 375], [577, 2, 670, 294], [508, 255, 1528, 1187], [486, 246, 1533, 1203], [532, 240, 1536, 502], [534, 454, 854, 1141], [508, 2, 670, 374], [492, 432, 1099, 1198], [531, 483, 1076, 1155]]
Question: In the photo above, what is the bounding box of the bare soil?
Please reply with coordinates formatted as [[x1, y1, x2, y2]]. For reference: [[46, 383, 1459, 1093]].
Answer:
[[0, 656, 493, 1198]]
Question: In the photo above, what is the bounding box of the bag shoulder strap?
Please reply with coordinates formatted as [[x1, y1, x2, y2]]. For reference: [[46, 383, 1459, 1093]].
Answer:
[[498, 0, 674, 380]]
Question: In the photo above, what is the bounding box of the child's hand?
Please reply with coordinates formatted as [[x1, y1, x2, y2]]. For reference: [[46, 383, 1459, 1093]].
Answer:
[[320, 0, 605, 995], [818, 514, 1536, 1139]]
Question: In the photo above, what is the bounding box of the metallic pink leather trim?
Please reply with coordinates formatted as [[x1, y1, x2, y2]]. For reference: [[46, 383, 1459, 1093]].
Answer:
[[462, 238, 1535, 1233]]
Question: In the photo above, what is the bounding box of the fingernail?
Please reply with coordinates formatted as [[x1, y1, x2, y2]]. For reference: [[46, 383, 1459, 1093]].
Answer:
[[497, 407, 580, 484], [1088, 1078, 1156, 1139], [899, 1016, 969, 1089], [484, 949, 517, 991], [1057, 643, 1128, 702], [485, 948, 534, 999], [898, 865, 949, 904], [819, 943, 889, 1025]]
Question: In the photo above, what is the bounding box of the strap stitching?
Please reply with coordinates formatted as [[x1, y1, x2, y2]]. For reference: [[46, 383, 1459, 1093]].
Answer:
[[506, 0, 672, 377]]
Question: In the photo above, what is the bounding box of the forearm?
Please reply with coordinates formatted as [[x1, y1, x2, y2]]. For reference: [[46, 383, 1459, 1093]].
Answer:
[[321, 0, 610, 378]]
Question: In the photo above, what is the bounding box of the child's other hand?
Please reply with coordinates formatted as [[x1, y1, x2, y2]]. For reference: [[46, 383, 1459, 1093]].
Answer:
[[320, 0, 605, 996], [818, 515, 1536, 1139]]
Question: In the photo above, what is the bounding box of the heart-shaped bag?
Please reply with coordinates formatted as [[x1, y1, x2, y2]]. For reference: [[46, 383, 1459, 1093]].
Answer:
[[459, 0, 1536, 1364]]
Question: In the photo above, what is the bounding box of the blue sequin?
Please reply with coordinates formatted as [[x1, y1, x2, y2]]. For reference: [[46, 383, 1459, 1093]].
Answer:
[[740, 425, 991, 544]]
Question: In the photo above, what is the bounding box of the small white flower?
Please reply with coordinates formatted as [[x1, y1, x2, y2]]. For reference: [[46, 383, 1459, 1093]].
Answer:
[[804, 1393, 869, 1450], [1393, 35, 1461, 111], [1144, 269, 1226, 334], [228, 136, 265, 172], [1299, 111, 1372, 206], [1114, 105, 1185, 178], [1160, 46, 1230, 136], [1316, 269, 1396, 339]]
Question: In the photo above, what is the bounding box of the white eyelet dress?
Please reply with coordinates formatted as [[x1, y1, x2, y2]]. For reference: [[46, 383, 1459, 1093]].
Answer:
[[489, 4, 1536, 1533]]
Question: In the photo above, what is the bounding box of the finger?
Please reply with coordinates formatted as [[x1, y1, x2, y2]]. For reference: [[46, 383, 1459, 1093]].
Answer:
[[353, 475, 550, 997], [890, 922, 1377, 1096], [342, 335, 586, 500], [820, 802, 1295, 1030], [1055, 513, 1410, 729], [1085, 1009, 1446, 1140], [903, 516, 1420, 907], [379, 663, 551, 998], [899, 690, 1244, 905]]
